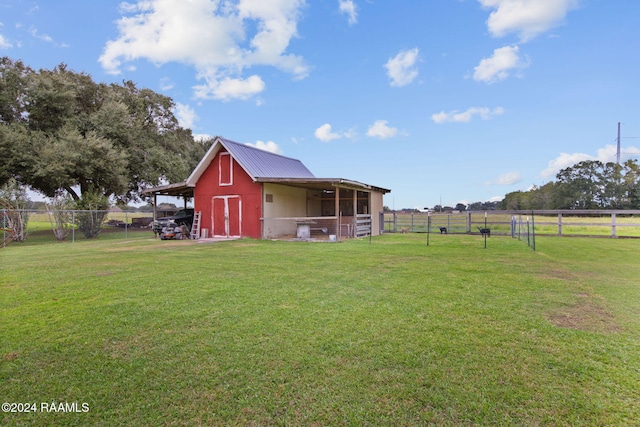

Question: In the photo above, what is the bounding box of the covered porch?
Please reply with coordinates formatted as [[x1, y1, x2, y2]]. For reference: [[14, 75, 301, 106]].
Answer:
[[258, 178, 389, 240]]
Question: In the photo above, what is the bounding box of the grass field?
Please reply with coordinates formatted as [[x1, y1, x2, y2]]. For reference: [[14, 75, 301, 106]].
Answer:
[[1, 234, 639, 426]]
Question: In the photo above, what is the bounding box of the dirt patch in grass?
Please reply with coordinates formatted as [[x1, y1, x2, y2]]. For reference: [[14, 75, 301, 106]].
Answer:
[[3, 352, 19, 361], [103, 333, 153, 360], [95, 271, 114, 277], [539, 268, 577, 282], [548, 293, 621, 334]]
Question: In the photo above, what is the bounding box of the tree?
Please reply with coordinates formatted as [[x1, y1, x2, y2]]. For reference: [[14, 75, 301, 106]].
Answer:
[[46, 193, 74, 241], [467, 201, 499, 211], [497, 159, 640, 210], [599, 162, 625, 208], [622, 159, 640, 208], [499, 191, 526, 210], [0, 58, 207, 222], [555, 161, 602, 208], [554, 160, 640, 209], [75, 189, 110, 238], [0, 57, 31, 125], [500, 182, 564, 210], [0, 178, 30, 242]]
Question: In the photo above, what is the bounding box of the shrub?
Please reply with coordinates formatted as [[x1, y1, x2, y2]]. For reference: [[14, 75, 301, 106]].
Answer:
[[74, 190, 109, 239], [47, 193, 74, 241]]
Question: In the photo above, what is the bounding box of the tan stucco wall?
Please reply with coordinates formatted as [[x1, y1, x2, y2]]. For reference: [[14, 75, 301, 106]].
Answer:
[[262, 183, 308, 238], [370, 191, 384, 236]]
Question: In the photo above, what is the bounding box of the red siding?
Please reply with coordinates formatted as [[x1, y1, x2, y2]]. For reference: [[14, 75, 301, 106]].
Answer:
[[193, 149, 263, 239]]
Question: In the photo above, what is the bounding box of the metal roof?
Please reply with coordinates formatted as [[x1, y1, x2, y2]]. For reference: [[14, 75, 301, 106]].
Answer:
[[166, 136, 390, 196], [141, 181, 193, 197], [218, 137, 315, 179], [255, 177, 391, 194]]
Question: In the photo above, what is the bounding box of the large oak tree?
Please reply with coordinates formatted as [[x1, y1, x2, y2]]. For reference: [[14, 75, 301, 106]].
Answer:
[[0, 57, 208, 206]]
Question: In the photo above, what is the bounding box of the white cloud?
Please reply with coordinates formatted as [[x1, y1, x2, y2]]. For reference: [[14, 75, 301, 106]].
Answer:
[[29, 26, 52, 43], [473, 45, 528, 83], [366, 120, 398, 139], [0, 33, 11, 49], [540, 144, 640, 178], [173, 102, 198, 129], [100, 0, 308, 101], [384, 48, 419, 87], [478, 0, 579, 42], [194, 74, 266, 102], [540, 152, 591, 178], [246, 140, 283, 154], [486, 171, 523, 186], [314, 123, 343, 142], [159, 77, 174, 91], [431, 106, 505, 123], [339, 0, 358, 25], [343, 128, 358, 140]]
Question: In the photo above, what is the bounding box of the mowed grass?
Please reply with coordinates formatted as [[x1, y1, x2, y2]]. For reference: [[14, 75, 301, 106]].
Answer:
[[1, 234, 639, 426]]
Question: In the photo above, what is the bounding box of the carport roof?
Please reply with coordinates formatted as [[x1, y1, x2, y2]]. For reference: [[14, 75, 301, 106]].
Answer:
[[142, 181, 193, 198]]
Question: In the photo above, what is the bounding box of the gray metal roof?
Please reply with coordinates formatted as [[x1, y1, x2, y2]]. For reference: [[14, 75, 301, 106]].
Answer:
[[219, 137, 315, 179], [254, 177, 391, 194]]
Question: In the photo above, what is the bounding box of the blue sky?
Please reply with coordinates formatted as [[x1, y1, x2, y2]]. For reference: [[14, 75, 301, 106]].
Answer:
[[2, 0, 639, 209]]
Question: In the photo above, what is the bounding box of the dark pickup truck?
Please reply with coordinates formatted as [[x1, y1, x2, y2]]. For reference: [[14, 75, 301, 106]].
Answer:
[[152, 208, 194, 236]]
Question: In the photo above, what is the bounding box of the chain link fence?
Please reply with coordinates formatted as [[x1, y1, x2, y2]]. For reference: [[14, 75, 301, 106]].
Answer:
[[2, 209, 158, 246]]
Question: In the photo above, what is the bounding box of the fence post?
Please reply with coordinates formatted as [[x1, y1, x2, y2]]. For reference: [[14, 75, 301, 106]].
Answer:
[[557, 213, 562, 236], [518, 214, 523, 240], [531, 211, 536, 251], [611, 213, 617, 238], [484, 212, 487, 249], [72, 211, 75, 243], [125, 211, 128, 239], [426, 212, 431, 246], [2, 209, 6, 247]]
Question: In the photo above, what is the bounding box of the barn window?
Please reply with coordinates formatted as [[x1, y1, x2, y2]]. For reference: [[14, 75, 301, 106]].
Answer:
[[219, 152, 233, 186], [265, 194, 274, 203]]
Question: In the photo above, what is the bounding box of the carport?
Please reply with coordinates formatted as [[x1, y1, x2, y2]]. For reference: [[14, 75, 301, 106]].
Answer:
[[142, 181, 194, 223]]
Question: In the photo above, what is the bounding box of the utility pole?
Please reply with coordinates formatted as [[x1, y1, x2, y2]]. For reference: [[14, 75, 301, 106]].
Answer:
[[617, 122, 621, 164]]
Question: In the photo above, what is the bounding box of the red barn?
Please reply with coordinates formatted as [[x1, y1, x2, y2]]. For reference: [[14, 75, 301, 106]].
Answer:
[[147, 136, 390, 240]]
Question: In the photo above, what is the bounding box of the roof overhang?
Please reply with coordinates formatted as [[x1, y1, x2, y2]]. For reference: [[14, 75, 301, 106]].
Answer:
[[142, 181, 194, 198], [255, 178, 391, 194]]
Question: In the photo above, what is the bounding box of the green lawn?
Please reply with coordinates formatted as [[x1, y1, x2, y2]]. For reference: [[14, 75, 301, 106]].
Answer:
[[1, 234, 639, 426]]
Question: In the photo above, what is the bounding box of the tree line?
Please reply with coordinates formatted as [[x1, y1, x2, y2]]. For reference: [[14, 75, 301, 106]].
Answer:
[[0, 57, 211, 237], [389, 159, 640, 213], [499, 159, 640, 210]]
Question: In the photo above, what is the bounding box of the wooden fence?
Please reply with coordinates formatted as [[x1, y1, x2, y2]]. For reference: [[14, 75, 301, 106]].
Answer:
[[384, 210, 640, 238]]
